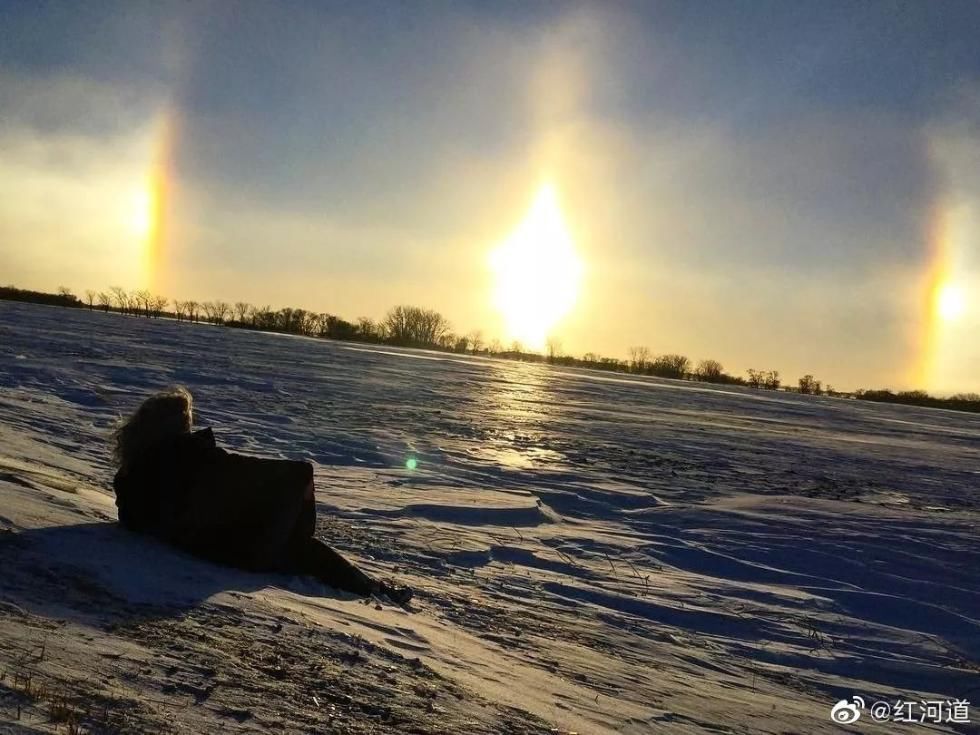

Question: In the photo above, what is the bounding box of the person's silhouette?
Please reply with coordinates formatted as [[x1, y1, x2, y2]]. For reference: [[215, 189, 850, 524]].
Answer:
[[111, 386, 412, 605]]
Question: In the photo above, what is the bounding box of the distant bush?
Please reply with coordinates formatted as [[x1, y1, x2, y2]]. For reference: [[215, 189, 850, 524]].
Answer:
[[323, 315, 359, 340], [582, 353, 627, 372], [798, 374, 822, 395], [649, 354, 690, 379], [625, 350, 690, 379], [695, 359, 724, 382], [746, 368, 781, 390], [383, 305, 450, 348], [628, 346, 651, 373]]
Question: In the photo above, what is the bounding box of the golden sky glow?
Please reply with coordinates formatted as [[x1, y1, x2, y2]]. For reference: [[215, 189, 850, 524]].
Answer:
[[141, 109, 177, 292], [108, 109, 175, 291], [489, 183, 583, 350], [2, 5, 979, 393], [916, 192, 978, 393]]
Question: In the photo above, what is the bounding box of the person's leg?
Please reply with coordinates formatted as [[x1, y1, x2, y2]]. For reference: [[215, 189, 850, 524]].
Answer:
[[297, 537, 379, 596], [284, 481, 413, 604]]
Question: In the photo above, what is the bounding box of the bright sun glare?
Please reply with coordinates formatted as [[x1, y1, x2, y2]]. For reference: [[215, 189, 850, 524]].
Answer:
[[936, 282, 966, 322], [490, 183, 583, 350], [125, 187, 153, 240]]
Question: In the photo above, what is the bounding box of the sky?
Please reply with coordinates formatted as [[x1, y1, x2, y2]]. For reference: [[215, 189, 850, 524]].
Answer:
[[1, 1, 978, 393]]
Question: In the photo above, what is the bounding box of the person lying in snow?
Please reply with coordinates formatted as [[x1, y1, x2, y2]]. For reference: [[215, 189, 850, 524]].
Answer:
[[111, 386, 412, 605]]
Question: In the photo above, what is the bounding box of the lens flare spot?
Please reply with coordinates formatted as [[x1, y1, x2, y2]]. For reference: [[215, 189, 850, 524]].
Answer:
[[405, 457, 418, 471], [490, 183, 583, 351]]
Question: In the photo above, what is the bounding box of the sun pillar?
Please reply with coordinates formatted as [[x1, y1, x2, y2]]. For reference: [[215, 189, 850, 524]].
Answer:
[[137, 109, 178, 292]]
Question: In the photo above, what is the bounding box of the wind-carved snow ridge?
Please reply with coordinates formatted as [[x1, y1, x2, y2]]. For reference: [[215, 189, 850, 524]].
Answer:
[[1, 300, 978, 734]]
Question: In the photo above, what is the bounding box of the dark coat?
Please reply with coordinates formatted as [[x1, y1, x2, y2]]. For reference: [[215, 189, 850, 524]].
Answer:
[[113, 428, 315, 571]]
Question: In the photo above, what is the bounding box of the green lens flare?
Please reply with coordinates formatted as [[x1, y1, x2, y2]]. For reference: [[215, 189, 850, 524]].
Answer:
[[405, 457, 418, 471]]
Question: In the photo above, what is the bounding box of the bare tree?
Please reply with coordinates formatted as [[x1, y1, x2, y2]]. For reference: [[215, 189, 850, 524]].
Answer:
[[185, 300, 200, 322], [299, 310, 317, 335], [547, 337, 563, 363], [151, 295, 169, 317], [628, 346, 651, 373], [130, 289, 150, 317], [234, 301, 252, 323], [798, 375, 822, 395], [357, 317, 380, 342], [57, 285, 73, 298], [109, 286, 128, 313], [84, 290, 96, 309], [764, 370, 781, 390], [213, 301, 230, 324], [324, 315, 357, 340], [252, 305, 274, 329], [382, 305, 450, 347], [650, 354, 690, 379], [311, 313, 329, 336], [695, 359, 724, 382], [276, 307, 300, 333], [97, 291, 111, 312], [274, 307, 316, 334], [468, 330, 484, 354]]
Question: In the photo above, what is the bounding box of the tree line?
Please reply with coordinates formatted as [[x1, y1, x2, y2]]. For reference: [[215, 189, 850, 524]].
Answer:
[[0, 285, 81, 309], [2, 283, 978, 414], [854, 389, 980, 413]]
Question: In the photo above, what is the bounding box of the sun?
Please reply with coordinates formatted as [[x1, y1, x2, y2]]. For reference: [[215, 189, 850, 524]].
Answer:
[[489, 183, 583, 350], [935, 282, 966, 322]]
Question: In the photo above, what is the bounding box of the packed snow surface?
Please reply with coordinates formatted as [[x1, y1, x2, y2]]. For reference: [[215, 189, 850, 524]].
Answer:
[[1, 300, 978, 733]]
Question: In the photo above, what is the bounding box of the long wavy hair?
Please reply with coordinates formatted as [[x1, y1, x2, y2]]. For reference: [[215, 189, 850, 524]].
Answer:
[[113, 386, 193, 471]]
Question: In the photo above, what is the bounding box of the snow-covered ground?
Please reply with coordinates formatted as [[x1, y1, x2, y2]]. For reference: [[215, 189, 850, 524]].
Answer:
[[1, 299, 978, 734]]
